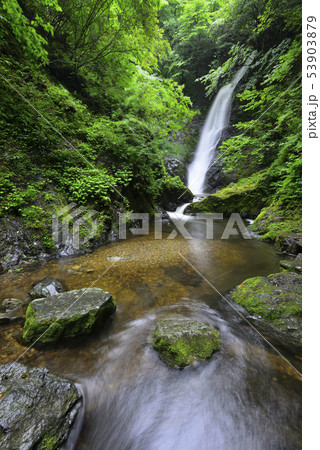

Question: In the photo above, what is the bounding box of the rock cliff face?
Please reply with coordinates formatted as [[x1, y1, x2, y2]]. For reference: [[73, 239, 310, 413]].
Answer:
[[0, 216, 110, 274], [0, 362, 82, 450], [164, 157, 188, 185]]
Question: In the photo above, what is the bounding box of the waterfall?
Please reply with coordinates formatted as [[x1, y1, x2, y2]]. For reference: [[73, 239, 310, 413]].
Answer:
[[187, 65, 249, 196]]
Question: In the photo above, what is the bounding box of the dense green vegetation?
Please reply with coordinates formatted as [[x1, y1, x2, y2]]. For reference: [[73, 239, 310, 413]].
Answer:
[[160, 0, 301, 248], [0, 0, 301, 271], [0, 0, 196, 270]]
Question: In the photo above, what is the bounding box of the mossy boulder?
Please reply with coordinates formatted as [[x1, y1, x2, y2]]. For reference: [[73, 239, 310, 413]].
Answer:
[[186, 170, 267, 216], [158, 176, 193, 211], [153, 318, 220, 368], [251, 207, 302, 252], [0, 362, 82, 449], [231, 272, 302, 346], [22, 288, 116, 344]]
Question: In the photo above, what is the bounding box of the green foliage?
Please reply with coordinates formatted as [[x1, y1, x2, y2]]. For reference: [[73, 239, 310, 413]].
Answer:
[[158, 0, 219, 100], [0, 18, 194, 255], [62, 168, 127, 207], [198, 44, 255, 97], [0, 0, 61, 64]]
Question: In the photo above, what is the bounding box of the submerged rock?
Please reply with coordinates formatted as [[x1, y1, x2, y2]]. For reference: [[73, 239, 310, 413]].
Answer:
[[29, 277, 66, 300], [153, 318, 220, 369], [0, 298, 25, 323], [22, 288, 116, 344], [231, 272, 302, 346], [0, 362, 82, 449]]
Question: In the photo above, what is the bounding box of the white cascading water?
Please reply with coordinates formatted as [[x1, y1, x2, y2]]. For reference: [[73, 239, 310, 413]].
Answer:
[[187, 65, 249, 196]]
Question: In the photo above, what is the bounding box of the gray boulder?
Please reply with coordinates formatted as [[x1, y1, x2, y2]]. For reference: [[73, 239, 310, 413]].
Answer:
[[29, 277, 66, 300], [0, 362, 82, 449], [22, 288, 116, 344]]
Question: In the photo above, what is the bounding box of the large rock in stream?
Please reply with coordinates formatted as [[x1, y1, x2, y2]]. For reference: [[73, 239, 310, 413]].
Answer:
[[153, 318, 220, 369], [22, 288, 116, 344], [0, 362, 82, 449], [231, 272, 302, 346]]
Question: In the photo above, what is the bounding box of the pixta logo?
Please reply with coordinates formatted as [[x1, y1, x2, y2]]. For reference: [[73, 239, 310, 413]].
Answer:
[[119, 213, 251, 240], [52, 203, 101, 251]]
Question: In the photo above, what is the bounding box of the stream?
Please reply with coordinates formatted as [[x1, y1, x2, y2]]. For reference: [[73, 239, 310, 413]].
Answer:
[[0, 219, 301, 449], [0, 63, 301, 449]]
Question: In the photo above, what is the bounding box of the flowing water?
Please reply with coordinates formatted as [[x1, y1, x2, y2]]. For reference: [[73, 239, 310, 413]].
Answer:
[[187, 66, 249, 196], [0, 219, 301, 449]]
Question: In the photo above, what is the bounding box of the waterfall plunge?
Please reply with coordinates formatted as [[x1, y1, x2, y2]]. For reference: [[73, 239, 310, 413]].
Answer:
[[187, 66, 249, 196]]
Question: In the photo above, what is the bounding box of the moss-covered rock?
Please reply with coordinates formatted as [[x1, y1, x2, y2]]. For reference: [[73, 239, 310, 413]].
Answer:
[[186, 170, 267, 216], [153, 318, 220, 368], [158, 176, 193, 211], [0, 362, 82, 450], [22, 288, 116, 344], [231, 272, 302, 346], [251, 207, 302, 253]]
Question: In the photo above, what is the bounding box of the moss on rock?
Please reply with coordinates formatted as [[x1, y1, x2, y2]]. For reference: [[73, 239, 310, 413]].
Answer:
[[251, 206, 302, 252], [186, 170, 267, 216], [153, 318, 220, 368], [22, 288, 116, 344], [231, 272, 302, 346], [36, 434, 59, 450], [158, 176, 193, 211]]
